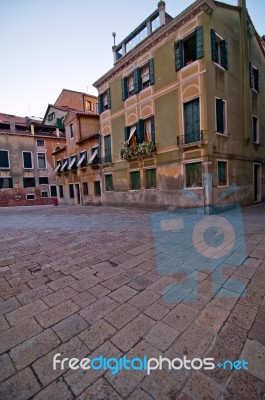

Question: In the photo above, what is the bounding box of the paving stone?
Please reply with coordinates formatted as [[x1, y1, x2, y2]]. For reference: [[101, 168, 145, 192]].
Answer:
[[128, 388, 153, 400], [234, 265, 257, 279], [225, 370, 265, 400], [144, 301, 169, 320], [163, 303, 199, 332], [128, 276, 154, 290], [216, 322, 248, 356], [122, 266, 146, 279], [0, 296, 21, 315], [129, 290, 160, 311], [79, 319, 116, 350], [105, 303, 140, 329], [34, 379, 73, 400], [111, 314, 155, 352], [72, 290, 97, 308], [80, 296, 119, 324], [52, 313, 88, 342], [36, 300, 79, 328], [1, 283, 29, 300], [10, 328, 60, 370], [0, 353, 15, 383], [28, 276, 50, 288], [145, 321, 180, 351], [101, 274, 131, 291], [17, 284, 53, 305], [77, 377, 122, 400], [243, 257, 262, 269], [0, 315, 9, 332], [71, 275, 102, 292], [146, 276, 178, 295], [5, 299, 48, 326], [33, 336, 89, 386], [223, 275, 249, 294], [71, 267, 96, 280], [141, 368, 186, 400], [170, 322, 214, 358], [88, 284, 111, 299], [195, 303, 230, 334], [238, 283, 265, 308], [47, 275, 77, 291], [203, 342, 237, 384], [228, 303, 258, 330], [108, 285, 138, 304], [240, 339, 265, 381], [0, 318, 42, 353], [0, 368, 41, 400], [182, 372, 225, 400], [97, 267, 124, 280], [42, 286, 77, 307], [211, 288, 239, 311]]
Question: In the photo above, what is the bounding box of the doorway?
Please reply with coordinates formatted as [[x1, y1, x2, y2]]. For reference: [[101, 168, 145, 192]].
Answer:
[[75, 183, 81, 205], [253, 164, 261, 202]]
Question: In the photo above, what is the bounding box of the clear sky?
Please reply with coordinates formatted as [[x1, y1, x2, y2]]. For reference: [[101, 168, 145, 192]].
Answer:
[[0, 0, 264, 118]]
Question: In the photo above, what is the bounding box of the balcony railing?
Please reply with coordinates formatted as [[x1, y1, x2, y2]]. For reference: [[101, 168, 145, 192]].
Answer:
[[177, 130, 207, 147]]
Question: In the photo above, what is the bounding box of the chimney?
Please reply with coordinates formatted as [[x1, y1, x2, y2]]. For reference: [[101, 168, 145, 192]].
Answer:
[[237, 0, 246, 8], [158, 1, 166, 26]]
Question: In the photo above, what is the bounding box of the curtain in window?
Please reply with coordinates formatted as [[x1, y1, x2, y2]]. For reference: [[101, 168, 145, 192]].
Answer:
[[218, 162, 227, 185], [186, 163, 202, 187], [144, 119, 152, 142], [146, 169, 156, 189]]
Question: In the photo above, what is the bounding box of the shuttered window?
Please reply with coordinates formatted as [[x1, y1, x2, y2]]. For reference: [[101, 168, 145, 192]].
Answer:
[[98, 89, 111, 113], [184, 98, 200, 143], [104, 135, 112, 162], [211, 29, 228, 70], [216, 98, 226, 134], [130, 171, 141, 190], [186, 162, 202, 188], [0, 177, 13, 189], [145, 169, 156, 189], [218, 161, 227, 186], [122, 59, 155, 100], [105, 175, 113, 191], [175, 26, 203, 71], [249, 63, 260, 92]]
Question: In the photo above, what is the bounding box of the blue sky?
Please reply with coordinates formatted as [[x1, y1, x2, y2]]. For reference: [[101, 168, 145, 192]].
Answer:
[[0, 0, 264, 118]]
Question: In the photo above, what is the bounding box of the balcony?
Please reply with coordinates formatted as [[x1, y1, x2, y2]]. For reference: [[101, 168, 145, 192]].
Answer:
[[177, 130, 207, 149], [120, 141, 156, 161]]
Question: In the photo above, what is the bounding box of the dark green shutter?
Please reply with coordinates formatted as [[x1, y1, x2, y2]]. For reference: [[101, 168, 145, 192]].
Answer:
[[218, 162, 226, 185], [136, 120, 144, 144], [249, 63, 253, 88], [124, 126, 130, 142], [220, 40, 228, 70], [133, 68, 142, 93], [148, 59, 155, 85], [121, 78, 128, 101], [257, 69, 260, 92], [131, 171, 140, 190], [107, 88, 111, 109], [150, 115, 155, 142], [175, 40, 184, 71], [104, 135, 112, 162], [146, 169, 156, 189], [216, 98, 224, 133], [196, 26, 203, 59], [184, 99, 200, 143], [211, 29, 218, 62], [98, 94, 104, 114]]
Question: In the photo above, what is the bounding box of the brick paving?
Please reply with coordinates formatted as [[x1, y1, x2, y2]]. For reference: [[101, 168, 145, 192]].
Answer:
[[0, 203, 264, 399]]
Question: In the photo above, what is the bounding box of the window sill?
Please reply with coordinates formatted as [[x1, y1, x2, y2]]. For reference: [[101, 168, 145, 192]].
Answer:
[[215, 132, 228, 137], [214, 62, 226, 72], [0, 167, 10, 170], [251, 88, 259, 94], [253, 141, 260, 145], [217, 185, 229, 188], [23, 168, 33, 171], [184, 186, 203, 190], [130, 189, 141, 191]]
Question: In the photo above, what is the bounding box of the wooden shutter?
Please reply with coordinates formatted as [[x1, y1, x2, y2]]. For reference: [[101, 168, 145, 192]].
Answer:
[[175, 40, 184, 71], [257, 69, 260, 92], [136, 120, 144, 144], [216, 98, 224, 133], [148, 59, 155, 85], [124, 126, 130, 142], [150, 115, 155, 142], [107, 88, 111, 109], [184, 99, 200, 143], [133, 68, 142, 93], [104, 135, 112, 162], [121, 78, 128, 101], [220, 40, 228, 70], [98, 94, 104, 114], [211, 29, 218, 63], [196, 26, 203, 59]]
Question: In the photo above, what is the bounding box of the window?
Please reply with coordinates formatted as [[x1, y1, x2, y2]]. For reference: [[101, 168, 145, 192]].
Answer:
[[69, 184, 74, 198], [215, 98, 226, 134], [252, 116, 259, 143], [48, 112, 55, 121], [37, 140, 45, 147], [0, 150, 10, 169], [124, 116, 155, 146], [105, 175, 113, 191], [130, 171, 140, 190], [0, 177, 13, 189], [185, 162, 202, 188], [26, 194, 35, 200], [85, 101, 91, 111], [184, 98, 200, 144], [96, 103, 99, 113], [94, 181, 101, 196], [70, 124, 74, 139], [83, 182, 88, 196], [104, 135, 112, 162], [50, 185, 57, 198], [23, 152, 33, 169], [217, 161, 228, 186], [77, 151, 87, 168], [39, 177, 49, 185], [41, 191, 48, 198], [23, 178, 35, 188], [249, 64, 260, 92], [211, 30, 228, 70], [37, 153, 47, 169], [59, 185, 64, 198], [68, 155, 77, 171], [98, 89, 111, 113], [61, 158, 68, 172], [88, 147, 99, 165], [55, 160, 62, 172], [144, 117, 155, 142], [145, 169, 156, 189], [175, 27, 203, 70], [121, 59, 155, 100]]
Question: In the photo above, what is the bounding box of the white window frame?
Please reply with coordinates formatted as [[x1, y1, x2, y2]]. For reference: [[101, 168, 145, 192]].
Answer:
[[37, 152, 47, 169], [0, 149, 10, 169], [215, 97, 227, 136], [184, 159, 203, 189], [49, 185, 57, 198], [217, 159, 229, 188], [252, 115, 259, 144], [26, 194, 36, 200], [36, 139, 45, 147], [41, 191, 48, 198], [250, 64, 259, 93], [182, 96, 202, 142], [22, 151, 33, 170], [213, 32, 226, 71], [69, 123, 74, 139]]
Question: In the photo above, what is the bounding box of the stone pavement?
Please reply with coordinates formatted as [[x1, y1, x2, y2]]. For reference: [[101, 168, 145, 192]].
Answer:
[[0, 203, 265, 400]]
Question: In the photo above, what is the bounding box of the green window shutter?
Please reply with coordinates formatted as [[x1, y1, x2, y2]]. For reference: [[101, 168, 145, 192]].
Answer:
[[196, 26, 203, 59], [184, 99, 200, 143], [148, 59, 155, 85], [107, 88, 111, 109], [249, 63, 253, 88], [105, 175, 113, 191], [216, 98, 224, 133], [121, 78, 128, 101], [98, 94, 104, 114], [136, 120, 144, 144], [257, 69, 260, 92], [150, 115, 155, 142], [220, 40, 228, 70], [175, 40, 184, 71], [131, 171, 140, 190], [146, 169, 156, 189], [133, 68, 142, 93], [186, 162, 202, 187], [218, 162, 226, 185], [104, 135, 112, 162], [211, 29, 218, 62], [124, 126, 130, 142]]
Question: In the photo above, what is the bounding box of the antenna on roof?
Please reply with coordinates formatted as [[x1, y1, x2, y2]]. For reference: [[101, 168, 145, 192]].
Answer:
[[112, 32, 116, 46]]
